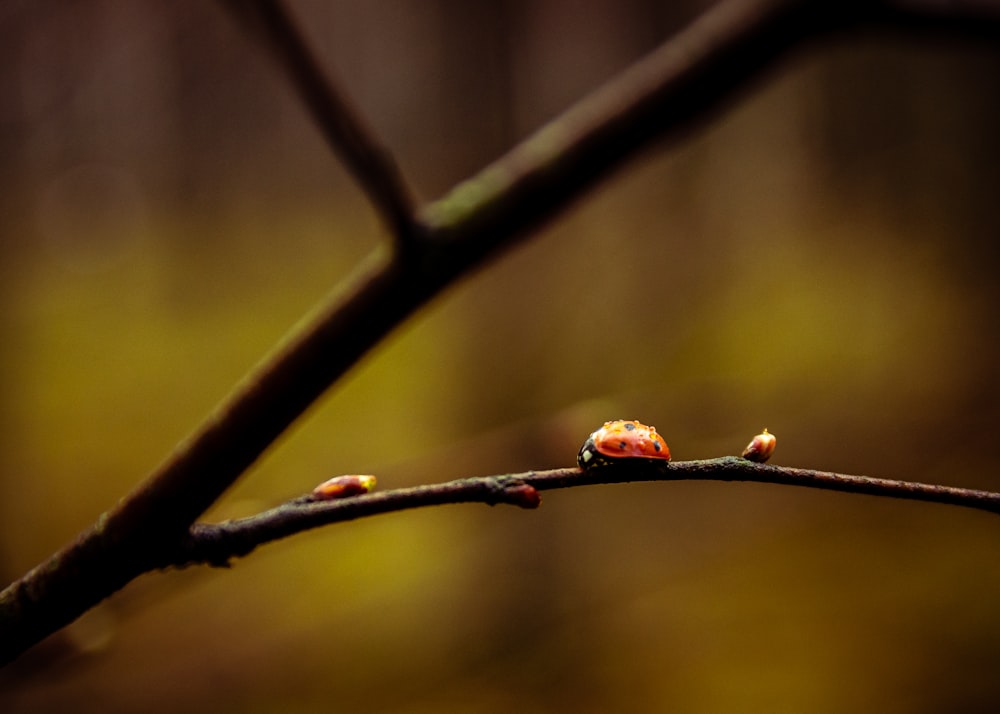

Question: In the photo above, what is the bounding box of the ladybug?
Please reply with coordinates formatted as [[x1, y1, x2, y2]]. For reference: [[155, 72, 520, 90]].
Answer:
[[577, 420, 671, 469]]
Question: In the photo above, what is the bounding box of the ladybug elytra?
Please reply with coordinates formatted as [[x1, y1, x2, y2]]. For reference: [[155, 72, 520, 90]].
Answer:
[[577, 419, 671, 469]]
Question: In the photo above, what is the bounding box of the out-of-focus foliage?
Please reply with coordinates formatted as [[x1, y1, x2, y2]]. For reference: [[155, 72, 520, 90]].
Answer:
[[1, 1, 999, 712]]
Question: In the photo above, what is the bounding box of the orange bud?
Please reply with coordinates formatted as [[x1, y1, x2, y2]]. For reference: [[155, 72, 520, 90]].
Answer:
[[312, 474, 377, 500], [742, 429, 776, 463]]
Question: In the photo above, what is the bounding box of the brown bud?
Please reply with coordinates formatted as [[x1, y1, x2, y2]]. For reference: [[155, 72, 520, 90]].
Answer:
[[742, 429, 776, 463], [504, 483, 542, 509], [312, 474, 377, 500]]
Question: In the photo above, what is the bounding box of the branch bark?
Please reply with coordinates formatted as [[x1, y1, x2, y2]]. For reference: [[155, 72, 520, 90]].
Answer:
[[165, 459, 1000, 569], [2, 0, 999, 666]]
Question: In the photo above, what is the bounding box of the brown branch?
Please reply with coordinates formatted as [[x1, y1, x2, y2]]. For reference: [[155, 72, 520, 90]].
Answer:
[[167, 459, 1000, 569], [220, 0, 419, 246], [2, 0, 999, 666]]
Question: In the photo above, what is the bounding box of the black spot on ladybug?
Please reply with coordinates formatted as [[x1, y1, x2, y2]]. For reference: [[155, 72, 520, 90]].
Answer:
[[618, 441, 627, 450], [654, 442, 662, 451], [624, 423, 636, 431]]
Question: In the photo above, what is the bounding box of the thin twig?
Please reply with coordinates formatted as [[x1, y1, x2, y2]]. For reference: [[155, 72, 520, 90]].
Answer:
[[168, 458, 1000, 568], [221, 0, 419, 247]]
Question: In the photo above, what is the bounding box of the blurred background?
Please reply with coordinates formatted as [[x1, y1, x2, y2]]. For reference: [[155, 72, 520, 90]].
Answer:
[[1, 0, 999, 711]]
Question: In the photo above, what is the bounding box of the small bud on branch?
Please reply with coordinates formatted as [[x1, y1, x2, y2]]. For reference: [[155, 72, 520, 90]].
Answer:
[[742, 429, 777, 463]]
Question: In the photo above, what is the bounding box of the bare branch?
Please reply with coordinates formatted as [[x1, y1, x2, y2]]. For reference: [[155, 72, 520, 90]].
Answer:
[[109, 0, 837, 573], [168, 459, 1000, 568], [221, 0, 419, 247], [3, 0, 1000, 666]]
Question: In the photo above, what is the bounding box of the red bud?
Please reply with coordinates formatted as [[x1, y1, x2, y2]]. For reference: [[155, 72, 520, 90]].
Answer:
[[742, 429, 776, 463]]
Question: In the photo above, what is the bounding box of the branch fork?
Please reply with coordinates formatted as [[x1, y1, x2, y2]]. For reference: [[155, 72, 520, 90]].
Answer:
[[2, 0, 999, 666]]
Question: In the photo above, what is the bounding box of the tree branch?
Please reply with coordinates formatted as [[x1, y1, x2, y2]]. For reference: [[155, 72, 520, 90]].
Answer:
[[167, 459, 1000, 569], [221, 0, 419, 247], [3, 0, 999, 666]]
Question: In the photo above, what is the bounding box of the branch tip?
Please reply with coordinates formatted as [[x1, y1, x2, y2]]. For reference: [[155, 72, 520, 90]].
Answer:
[[224, 0, 417, 241]]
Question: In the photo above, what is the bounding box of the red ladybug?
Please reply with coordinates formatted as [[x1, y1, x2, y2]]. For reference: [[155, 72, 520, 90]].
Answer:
[[577, 420, 670, 469]]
